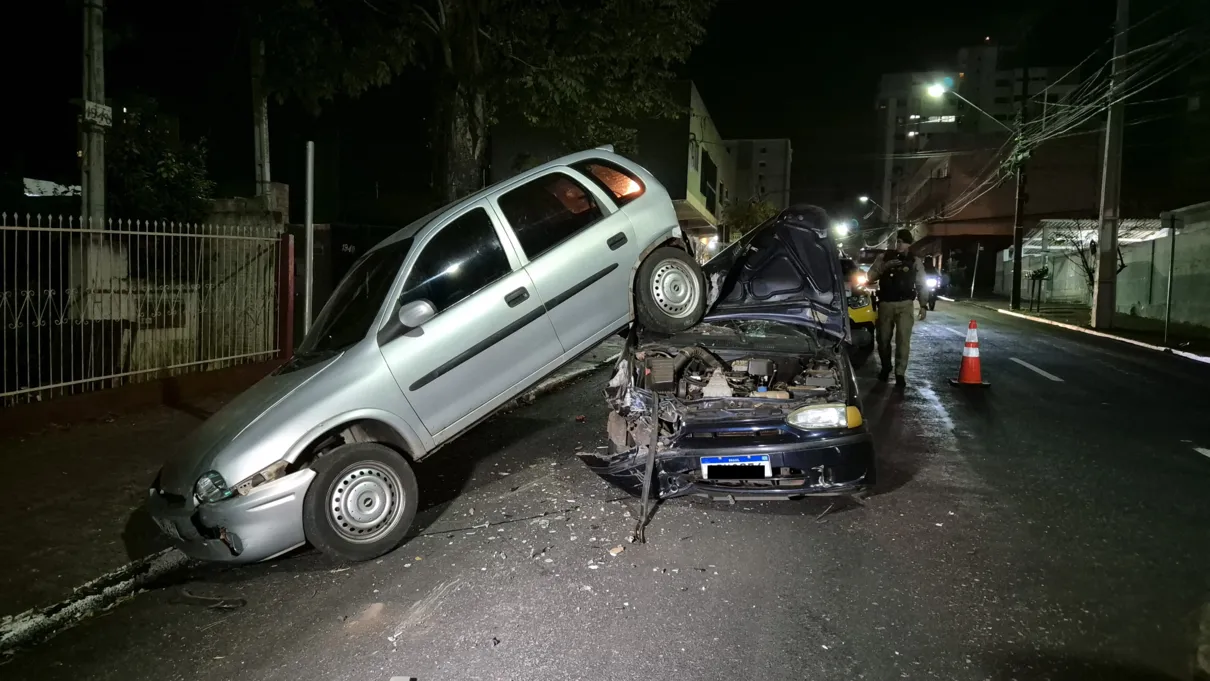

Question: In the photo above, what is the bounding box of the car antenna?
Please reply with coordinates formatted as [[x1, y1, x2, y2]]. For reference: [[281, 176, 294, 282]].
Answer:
[[632, 391, 660, 544]]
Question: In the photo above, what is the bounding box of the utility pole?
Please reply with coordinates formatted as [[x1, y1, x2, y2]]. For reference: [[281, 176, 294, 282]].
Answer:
[[1091, 0, 1129, 328], [81, 0, 108, 228], [250, 38, 271, 197], [880, 96, 897, 230], [1009, 64, 1030, 310]]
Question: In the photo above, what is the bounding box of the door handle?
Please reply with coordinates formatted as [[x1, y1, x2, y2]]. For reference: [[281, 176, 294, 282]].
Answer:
[[504, 287, 530, 307], [607, 232, 628, 251]]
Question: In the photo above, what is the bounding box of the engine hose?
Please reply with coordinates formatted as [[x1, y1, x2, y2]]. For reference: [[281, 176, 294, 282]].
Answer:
[[672, 346, 724, 374]]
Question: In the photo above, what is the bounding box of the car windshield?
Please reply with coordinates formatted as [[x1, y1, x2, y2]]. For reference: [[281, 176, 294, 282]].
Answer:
[[299, 238, 413, 355]]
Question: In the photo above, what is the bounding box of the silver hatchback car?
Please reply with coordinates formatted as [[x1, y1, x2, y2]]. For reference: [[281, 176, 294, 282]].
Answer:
[[149, 148, 708, 563]]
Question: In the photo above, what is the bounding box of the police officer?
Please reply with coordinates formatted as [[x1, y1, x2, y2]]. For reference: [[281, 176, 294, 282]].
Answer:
[[866, 229, 929, 387]]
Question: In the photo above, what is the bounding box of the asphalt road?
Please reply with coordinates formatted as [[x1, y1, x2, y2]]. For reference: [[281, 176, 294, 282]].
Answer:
[[3, 302, 1209, 681]]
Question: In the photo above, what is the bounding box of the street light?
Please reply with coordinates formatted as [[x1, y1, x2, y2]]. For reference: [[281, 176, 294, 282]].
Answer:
[[857, 195, 890, 220], [832, 221, 851, 238], [927, 82, 1012, 132]]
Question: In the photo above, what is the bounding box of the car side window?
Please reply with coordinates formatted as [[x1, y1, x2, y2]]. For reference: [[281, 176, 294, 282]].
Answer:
[[497, 172, 605, 260], [399, 208, 511, 314], [571, 159, 645, 206]]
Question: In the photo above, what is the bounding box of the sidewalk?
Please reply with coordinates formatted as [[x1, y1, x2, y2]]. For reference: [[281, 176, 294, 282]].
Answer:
[[0, 336, 623, 628], [957, 297, 1210, 360]]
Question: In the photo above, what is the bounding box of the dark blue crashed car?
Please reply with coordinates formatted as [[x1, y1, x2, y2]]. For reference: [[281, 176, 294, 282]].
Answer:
[[582, 205, 875, 500]]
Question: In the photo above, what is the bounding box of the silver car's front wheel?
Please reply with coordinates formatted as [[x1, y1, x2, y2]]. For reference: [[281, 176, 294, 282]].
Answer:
[[303, 443, 418, 561]]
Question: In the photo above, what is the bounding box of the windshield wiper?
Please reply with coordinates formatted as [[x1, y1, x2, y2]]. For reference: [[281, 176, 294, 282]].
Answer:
[[274, 347, 342, 376]]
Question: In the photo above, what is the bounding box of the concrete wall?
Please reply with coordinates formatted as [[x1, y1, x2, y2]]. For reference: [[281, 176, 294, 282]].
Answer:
[[993, 204, 1210, 329], [684, 82, 733, 223]]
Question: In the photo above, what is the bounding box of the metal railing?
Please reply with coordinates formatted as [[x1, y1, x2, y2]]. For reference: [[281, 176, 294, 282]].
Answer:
[[1, 213, 285, 405]]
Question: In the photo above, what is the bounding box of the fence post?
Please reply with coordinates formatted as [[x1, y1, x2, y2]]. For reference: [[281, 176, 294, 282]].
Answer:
[[1162, 211, 1177, 346], [278, 233, 295, 361]]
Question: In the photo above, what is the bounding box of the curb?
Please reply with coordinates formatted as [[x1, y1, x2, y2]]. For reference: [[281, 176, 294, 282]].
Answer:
[[989, 307, 1210, 366], [0, 549, 189, 656], [0, 354, 621, 657]]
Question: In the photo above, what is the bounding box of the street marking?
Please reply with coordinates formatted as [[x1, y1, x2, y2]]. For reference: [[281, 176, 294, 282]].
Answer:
[[1195, 447, 1210, 460], [941, 327, 967, 338], [1010, 357, 1064, 382], [938, 295, 956, 302]]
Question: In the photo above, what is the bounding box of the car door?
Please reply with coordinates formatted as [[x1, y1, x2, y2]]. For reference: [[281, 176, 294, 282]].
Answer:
[[492, 166, 639, 354], [378, 204, 563, 439]]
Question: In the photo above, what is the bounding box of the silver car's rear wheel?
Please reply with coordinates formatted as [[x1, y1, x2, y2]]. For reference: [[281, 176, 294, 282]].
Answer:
[[634, 246, 706, 335], [649, 258, 701, 319], [328, 462, 406, 543], [303, 442, 418, 561]]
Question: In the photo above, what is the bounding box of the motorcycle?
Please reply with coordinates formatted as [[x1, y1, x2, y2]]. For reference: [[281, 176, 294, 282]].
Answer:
[[924, 273, 940, 311]]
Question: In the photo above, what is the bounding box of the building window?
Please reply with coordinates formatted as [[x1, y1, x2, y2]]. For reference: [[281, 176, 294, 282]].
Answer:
[[690, 142, 700, 171], [759, 185, 766, 195], [759, 147, 767, 154], [498, 172, 605, 261], [909, 114, 920, 120], [940, 115, 956, 123], [700, 151, 718, 214], [758, 160, 766, 167], [757, 173, 765, 182]]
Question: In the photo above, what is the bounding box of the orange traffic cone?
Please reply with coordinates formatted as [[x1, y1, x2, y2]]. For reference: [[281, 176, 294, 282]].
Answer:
[[949, 320, 990, 387]]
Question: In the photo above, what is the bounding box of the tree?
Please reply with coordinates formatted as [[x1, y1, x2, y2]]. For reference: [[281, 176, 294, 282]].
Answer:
[[106, 97, 216, 223], [248, 0, 715, 204], [722, 198, 779, 240], [1047, 221, 1133, 301]]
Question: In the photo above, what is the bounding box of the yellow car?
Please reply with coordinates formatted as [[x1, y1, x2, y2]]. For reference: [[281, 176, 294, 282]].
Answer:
[[842, 258, 876, 368]]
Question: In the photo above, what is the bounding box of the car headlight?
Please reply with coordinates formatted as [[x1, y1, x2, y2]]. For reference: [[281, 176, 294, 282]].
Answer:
[[848, 293, 871, 309], [786, 404, 862, 430], [926, 276, 939, 288], [194, 471, 233, 504], [233, 460, 290, 496]]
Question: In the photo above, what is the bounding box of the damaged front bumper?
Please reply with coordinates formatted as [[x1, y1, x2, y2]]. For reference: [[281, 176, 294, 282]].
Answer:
[[147, 469, 316, 563], [584, 412, 875, 501]]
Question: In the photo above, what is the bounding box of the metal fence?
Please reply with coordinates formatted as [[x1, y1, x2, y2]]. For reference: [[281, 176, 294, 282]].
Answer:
[[1, 213, 286, 406]]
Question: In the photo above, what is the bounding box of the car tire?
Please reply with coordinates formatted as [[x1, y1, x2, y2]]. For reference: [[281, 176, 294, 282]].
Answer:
[[849, 344, 872, 369], [634, 247, 706, 335], [302, 442, 418, 562]]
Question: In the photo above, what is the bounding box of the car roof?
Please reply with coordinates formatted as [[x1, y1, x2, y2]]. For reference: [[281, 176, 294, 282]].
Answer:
[[371, 146, 632, 251]]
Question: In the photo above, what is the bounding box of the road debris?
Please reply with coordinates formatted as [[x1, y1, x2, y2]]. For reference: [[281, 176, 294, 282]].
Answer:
[[609, 546, 625, 557]]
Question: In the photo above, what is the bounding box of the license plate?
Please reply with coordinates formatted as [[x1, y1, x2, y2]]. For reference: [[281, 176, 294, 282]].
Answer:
[[700, 454, 772, 479], [154, 516, 183, 542]]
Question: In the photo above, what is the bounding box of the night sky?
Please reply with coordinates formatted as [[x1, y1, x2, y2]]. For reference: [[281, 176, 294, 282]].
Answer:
[[1, 0, 1168, 224]]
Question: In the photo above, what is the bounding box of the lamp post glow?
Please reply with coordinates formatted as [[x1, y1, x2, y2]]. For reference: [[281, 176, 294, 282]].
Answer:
[[927, 81, 1012, 132], [833, 222, 851, 238], [858, 196, 870, 203]]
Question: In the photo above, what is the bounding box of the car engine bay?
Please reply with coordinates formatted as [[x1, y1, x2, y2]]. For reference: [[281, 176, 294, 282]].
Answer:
[[606, 340, 848, 436]]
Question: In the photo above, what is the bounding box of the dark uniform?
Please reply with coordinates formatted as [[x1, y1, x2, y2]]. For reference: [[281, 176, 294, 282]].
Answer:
[[867, 235, 928, 382]]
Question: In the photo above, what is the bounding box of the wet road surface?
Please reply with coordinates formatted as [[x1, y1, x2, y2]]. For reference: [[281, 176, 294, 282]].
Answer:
[[3, 302, 1209, 681]]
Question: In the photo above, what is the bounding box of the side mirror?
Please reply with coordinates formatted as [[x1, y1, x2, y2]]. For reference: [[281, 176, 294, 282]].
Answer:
[[398, 299, 437, 329]]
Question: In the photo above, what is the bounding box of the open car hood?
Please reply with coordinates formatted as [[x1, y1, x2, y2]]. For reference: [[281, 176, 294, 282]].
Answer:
[[701, 204, 849, 344]]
